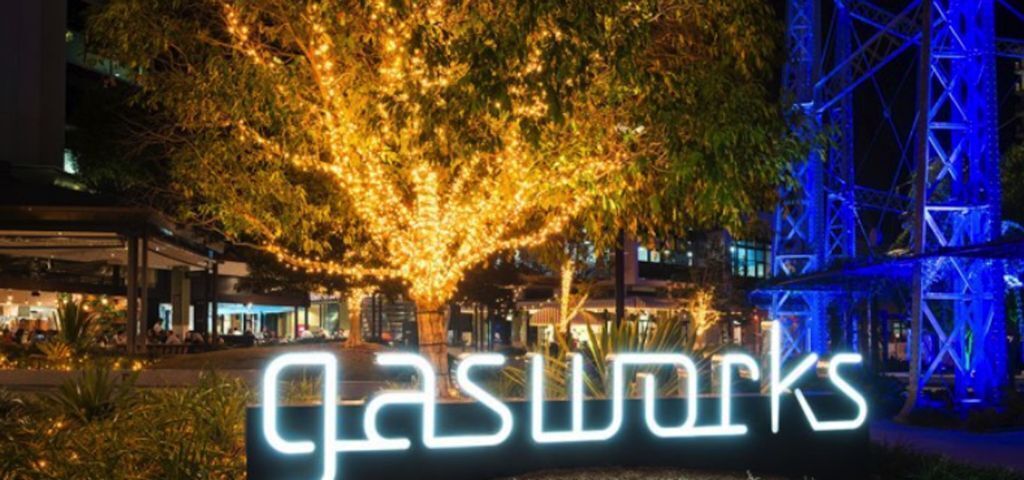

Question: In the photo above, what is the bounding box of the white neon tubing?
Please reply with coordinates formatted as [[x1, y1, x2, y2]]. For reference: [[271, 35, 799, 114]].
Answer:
[[530, 353, 622, 443], [769, 321, 819, 434], [424, 353, 514, 448], [793, 353, 868, 431], [716, 353, 760, 434], [360, 353, 433, 451], [571, 354, 585, 432], [262, 352, 338, 480], [257, 347, 861, 480], [614, 353, 698, 438], [529, 352, 546, 442], [359, 353, 516, 450]]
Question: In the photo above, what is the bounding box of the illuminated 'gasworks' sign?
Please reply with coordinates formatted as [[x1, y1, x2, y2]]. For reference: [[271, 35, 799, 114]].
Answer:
[[251, 323, 868, 480]]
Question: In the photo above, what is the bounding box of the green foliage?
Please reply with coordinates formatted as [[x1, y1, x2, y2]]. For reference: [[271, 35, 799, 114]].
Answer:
[[0, 389, 39, 477], [44, 366, 138, 424], [0, 389, 31, 437], [903, 388, 1024, 433], [52, 298, 98, 353], [280, 371, 325, 405], [454, 253, 535, 310], [81, 296, 127, 341], [134, 371, 252, 478], [0, 372, 251, 480], [502, 317, 721, 399], [581, 6, 811, 245], [0, 341, 147, 371], [963, 403, 1024, 434], [871, 445, 1023, 480], [511, 454, 1024, 480], [85, 0, 802, 291], [36, 340, 74, 366], [582, 317, 721, 396]]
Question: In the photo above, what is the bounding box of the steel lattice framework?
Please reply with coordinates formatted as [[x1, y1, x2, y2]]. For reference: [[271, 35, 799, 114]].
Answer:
[[909, 0, 1006, 404], [773, 0, 821, 358], [773, 0, 1021, 404]]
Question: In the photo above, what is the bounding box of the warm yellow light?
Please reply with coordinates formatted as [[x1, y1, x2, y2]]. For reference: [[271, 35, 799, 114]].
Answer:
[[217, 2, 627, 390]]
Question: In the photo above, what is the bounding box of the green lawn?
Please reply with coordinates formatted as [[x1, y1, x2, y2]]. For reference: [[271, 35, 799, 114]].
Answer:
[[870, 445, 1024, 480], [503, 447, 1024, 480], [501, 469, 776, 480]]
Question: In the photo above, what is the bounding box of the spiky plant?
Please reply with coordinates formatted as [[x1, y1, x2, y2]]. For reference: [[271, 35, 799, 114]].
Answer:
[[36, 339, 74, 368], [44, 366, 137, 424], [52, 297, 98, 353], [501, 316, 723, 399], [138, 371, 252, 478], [281, 372, 326, 405], [0, 389, 37, 478], [583, 316, 720, 396]]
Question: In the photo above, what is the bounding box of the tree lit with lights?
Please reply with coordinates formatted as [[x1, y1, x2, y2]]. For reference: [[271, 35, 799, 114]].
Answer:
[[92, 0, 798, 392]]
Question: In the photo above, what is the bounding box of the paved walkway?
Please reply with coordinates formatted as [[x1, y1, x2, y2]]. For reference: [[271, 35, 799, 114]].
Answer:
[[0, 369, 385, 398], [871, 420, 1024, 472]]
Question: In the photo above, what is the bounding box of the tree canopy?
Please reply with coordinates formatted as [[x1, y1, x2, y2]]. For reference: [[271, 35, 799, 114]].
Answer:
[[89, 0, 800, 387]]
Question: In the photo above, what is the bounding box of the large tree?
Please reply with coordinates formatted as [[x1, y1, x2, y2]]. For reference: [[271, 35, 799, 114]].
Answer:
[[90, 0, 797, 394]]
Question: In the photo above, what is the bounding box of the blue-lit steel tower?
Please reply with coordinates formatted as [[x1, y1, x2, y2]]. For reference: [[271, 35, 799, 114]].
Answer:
[[908, 0, 1006, 405], [774, 0, 1016, 405], [773, 0, 824, 359], [773, 0, 856, 357], [825, 4, 857, 272]]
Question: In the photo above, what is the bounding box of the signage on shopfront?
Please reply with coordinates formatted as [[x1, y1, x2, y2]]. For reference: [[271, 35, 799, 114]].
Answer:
[[253, 322, 868, 480]]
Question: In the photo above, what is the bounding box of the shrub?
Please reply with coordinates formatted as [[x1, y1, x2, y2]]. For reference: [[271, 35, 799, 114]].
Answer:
[[499, 317, 721, 399], [1, 371, 250, 479], [0, 388, 40, 478], [36, 340, 74, 369], [44, 366, 137, 424], [52, 298, 98, 353]]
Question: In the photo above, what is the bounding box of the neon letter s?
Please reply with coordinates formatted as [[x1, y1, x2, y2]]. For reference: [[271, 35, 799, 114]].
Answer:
[[794, 353, 868, 431]]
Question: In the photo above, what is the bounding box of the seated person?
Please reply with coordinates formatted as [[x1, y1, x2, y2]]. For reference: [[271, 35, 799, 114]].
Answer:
[[165, 331, 183, 345]]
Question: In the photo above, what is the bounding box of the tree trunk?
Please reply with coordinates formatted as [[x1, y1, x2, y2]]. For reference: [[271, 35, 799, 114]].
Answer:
[[558, 258, 575, 335], [416, 305, 453, 397], [614, 229, 626, 326], [345, 294, 364, 348]]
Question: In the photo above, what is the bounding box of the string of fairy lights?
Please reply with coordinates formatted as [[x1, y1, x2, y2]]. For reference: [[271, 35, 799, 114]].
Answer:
[[221, 0, 625, 309]]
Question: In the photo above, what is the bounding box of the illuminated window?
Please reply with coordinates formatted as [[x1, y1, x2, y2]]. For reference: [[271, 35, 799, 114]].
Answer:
[[637, 240, 698, 267], [730, 241, 769, 278], [63, 149, 79, 175]]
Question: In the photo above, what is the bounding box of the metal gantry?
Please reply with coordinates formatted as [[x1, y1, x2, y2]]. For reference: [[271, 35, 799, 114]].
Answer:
[[773, 0, 856, 358], [773, 0, 824, 358], [773, 0, 1019, 405], [910, 0, 1006, 404]]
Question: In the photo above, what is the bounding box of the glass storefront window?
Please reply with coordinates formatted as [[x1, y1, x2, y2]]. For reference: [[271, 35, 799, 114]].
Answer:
[[730, 241, 769, 278]]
